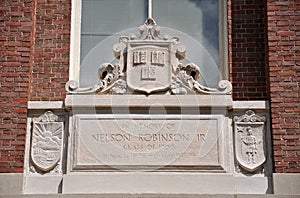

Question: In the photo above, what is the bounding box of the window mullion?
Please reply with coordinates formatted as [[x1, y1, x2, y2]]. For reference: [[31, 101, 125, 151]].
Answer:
[[148, 0, 152, 19]]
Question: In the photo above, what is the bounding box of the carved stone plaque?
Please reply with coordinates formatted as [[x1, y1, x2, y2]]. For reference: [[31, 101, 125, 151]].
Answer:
[[234, 110, 266, 172], [127, 41, 172, 93], [72, 115, 224, 171], [31, 111, 63, 172]]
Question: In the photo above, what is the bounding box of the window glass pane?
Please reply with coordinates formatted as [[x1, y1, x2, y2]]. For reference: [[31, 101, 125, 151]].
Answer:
[[154, 0, 219, 86], [80, 0, 146, 86], [79, 0, 220, 87], [153, 0, 218, 54], [81, 0, 146, 62]]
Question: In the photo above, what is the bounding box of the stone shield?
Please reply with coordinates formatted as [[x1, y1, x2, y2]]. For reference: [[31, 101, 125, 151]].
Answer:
[[126, 40, 172, 94], [234, 110, 266, 172], [31, 121, 63, 172]]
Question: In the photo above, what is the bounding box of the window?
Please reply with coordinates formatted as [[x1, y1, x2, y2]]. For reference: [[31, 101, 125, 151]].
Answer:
[[70, 0, 227, 87]]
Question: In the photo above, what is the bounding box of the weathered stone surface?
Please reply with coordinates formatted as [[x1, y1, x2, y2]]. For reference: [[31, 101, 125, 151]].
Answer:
[[31, 111, 64, 173], [234, 110, 266, 172], [72, 114, 224, 171], [1, 195, 300, 198], [0, 174, 23, 195], [62, 174, 269, 194], [126, 41, 173, 94], [65, 95, 233, 109], [23, 176, 62, 194], [273, 173, 300, 195]]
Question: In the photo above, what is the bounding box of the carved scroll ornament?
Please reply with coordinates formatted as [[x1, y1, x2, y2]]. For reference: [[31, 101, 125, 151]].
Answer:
[[66, 18, 232, 95]]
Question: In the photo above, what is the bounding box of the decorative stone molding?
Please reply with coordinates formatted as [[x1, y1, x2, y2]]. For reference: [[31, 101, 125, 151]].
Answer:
[[66, 18, 232, 95], [30, 111, 64, 173], [233, 110, 266, 173]]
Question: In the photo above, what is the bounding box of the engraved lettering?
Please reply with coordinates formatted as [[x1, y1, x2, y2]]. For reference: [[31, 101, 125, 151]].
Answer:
[[77, 118, 220, 169], [92, 133, 194, 144], [138, 133, 190, 142], [92, 133, 131, 142], [197, 133, 206, 142], [121, 122, 173, 131], [166, 123, 175, 129], [122, 143, 176, 152]]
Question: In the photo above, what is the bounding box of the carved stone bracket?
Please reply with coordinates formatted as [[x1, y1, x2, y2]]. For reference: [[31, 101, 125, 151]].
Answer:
[[30, 111, 64, 173], [233, 110, 266, 173], [66, 18, 232, 95]]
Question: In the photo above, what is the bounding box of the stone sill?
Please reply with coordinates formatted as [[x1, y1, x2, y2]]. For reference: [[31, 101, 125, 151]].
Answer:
[[64, 95, 233, 109], [232, 101, 269, 110], [27, 99, 270, 112], [28, 101, 64, 110], [1, 195, 300, 198]]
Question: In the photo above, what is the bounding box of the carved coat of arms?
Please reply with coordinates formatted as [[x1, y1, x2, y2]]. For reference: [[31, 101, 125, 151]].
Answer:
[[234, 110, 266, 172], [66, 18, 232, 95], [127, 41, 172, 93], [31, 111, 63, 172]]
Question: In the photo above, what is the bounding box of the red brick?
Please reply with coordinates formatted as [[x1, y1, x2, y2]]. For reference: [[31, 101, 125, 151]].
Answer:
[[29, 0, 71, 101], [4, 22, 22, 26], [229, 0, 267, 101], [0, 0, 32, 173], [284, 169, 300, 173], [275, 162, 289, 167], [3, 41, 22, 46], [267, 0, 300, 173]]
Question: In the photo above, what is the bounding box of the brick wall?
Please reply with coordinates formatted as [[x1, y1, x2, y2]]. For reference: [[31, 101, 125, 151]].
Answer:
[[29, 0, 71, 101], [0, 0, 32, 172], [228, 0, 268, 100], [267, 0, 300, 173], [0, 0, 71, 173]]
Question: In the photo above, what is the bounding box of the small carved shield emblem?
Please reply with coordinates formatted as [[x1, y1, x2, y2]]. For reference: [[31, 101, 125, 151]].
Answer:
[[127, 41, 172, 93], [234, 110, 266, 172], [31, 112, 63, 172]]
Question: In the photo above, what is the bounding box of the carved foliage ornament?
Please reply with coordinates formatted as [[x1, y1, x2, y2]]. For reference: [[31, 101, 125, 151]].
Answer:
[[234, 110, 266, 172], [66, 18, 232, 95], [31, 111, 63, 172]]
